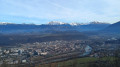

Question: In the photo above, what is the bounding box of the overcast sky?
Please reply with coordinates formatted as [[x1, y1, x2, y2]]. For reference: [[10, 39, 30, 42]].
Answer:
[[0, 0, 120, 24]]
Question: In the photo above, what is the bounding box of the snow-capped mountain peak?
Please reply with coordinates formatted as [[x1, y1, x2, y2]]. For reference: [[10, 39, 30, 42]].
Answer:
[[0, 22, 14, 25], [70, 22, 89, 26], [90, 21, 109, 24], [70, 23, 81, 26], [48, 21, 67, 25]]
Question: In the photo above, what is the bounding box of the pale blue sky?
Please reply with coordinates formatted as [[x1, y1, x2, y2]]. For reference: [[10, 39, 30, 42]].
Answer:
[[0, 0, 120, 24]]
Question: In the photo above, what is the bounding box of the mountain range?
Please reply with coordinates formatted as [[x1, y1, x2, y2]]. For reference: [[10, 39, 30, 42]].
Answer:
[[0, 21, 111, 35]]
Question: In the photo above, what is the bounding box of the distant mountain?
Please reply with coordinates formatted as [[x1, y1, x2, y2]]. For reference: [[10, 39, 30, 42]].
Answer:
[[47, 21, 110, 26], [47, 21, 68, 25], [90, 21, 109, 24], [0, 22, 15, 25], [47, 21, 86, 26], [0, 21, 111, 35], [78, 21, 110, 31], [104, 21, 120, 33]]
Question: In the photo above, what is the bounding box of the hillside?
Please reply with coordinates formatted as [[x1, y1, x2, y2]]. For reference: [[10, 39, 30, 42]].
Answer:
[[104, 21, 120, 33]]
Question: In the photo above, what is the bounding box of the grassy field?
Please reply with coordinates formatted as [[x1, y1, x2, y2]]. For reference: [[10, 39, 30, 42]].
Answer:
[[34, 57, 117, 67], [34, 57, 98, 67]]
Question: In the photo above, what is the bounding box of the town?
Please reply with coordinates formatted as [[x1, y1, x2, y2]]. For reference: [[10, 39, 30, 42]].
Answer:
[[0, 40, 88, 64], [0, 37, 119, 65]]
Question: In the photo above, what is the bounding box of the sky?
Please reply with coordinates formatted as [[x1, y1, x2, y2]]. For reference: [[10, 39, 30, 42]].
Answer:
[[0, 0, 120, 24]]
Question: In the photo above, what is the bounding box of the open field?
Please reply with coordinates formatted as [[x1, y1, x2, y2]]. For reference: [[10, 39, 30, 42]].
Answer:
[[34, 57, 116, 67]]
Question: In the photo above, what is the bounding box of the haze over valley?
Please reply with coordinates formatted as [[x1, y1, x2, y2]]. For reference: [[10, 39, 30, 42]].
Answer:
[[0, 0, 120, 67]]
